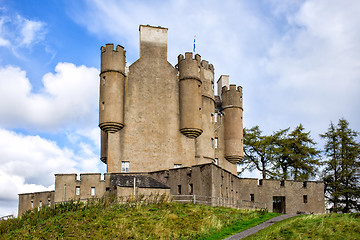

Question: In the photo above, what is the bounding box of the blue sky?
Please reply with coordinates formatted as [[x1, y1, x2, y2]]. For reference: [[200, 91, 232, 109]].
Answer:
[[0, 0, 359, 216]]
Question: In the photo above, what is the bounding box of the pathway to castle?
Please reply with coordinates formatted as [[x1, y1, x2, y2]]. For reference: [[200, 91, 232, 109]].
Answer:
[[223, 214, 297, 240]]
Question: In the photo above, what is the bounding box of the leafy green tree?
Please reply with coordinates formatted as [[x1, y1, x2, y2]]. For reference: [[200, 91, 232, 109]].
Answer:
[[321, 119, 360, 212], [272, 124, 320, 181], [242, 126, 275, 179]]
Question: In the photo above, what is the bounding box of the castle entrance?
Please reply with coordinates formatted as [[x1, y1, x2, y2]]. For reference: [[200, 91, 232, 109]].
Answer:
[[273, 196, 286, 213]]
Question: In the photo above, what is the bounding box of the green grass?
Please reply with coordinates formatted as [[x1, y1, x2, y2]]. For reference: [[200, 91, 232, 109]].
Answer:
[[244, 213, 360, 240], [0, 196, 277, 239]]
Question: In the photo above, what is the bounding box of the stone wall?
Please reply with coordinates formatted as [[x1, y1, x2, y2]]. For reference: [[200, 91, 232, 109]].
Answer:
[[18, 191, 54, 216]]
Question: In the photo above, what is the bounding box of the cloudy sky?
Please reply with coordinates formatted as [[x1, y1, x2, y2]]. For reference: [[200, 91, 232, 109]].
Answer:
[[0, 0, 359, 216]]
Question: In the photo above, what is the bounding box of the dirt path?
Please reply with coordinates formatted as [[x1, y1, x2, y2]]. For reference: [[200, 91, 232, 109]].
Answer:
[[223, 214, 297, 240]]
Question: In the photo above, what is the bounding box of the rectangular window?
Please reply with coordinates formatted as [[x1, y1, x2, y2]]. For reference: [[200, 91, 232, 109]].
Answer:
[[280, 180, 285, 187], [121, 161, 130, 173], [31, 200, 34, 208], [76, 186, 80, 196], [214, 112, 218, 122], [211, 138, 214, 148], [48, 199, 51, 206], [91, 187, 95, 196], [214, 138, 218, 149], [303, 181, 307, 188], [177, 185, 182, 195], [174, 164, 182, 168], [214, 158, 218, 165], [189, 184, 193, 195], [250, 194, 254, 202], [258, 179, 263, 186], [303, 195, 308, 203], [39, 201, 42, 207]]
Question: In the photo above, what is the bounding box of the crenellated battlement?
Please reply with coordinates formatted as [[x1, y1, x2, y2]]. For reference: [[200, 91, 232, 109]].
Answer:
[[222, 84, 242, 94], [178, 52, 201, 82], [100, 43, 126, 75], [200, 60, 214, 72], [101, 43, 125, 54]]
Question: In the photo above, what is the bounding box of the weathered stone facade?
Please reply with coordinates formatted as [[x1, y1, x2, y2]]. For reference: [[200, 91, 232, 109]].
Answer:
[[18, 25, 325, 216]]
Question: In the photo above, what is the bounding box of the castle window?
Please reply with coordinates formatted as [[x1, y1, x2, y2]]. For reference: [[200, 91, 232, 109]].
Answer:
[[303, 181, 307, 188], [214, 158, 218, 165], [121, 161, 130, 172], [189, 184, 193, 195], [250, 194, 254, 202], [177, 185, 182, 195], [76, 186, 80, 196], [91, 187, 95, 196], [214, 113, 218, 122], [48, 199, 51, 206], [211, 113, 214, 122], [214, 138, 218, 149], [102, 76, 105, 85], [258, 179, 263, 186], [174, 164, 182, 168], [211, 138, 214, 148], [280, 180, 285, 187], [106, 187, 110, 192], [31, 200, 33, 208], [102, 102, 105, 110], [303, 195, 308, 203]]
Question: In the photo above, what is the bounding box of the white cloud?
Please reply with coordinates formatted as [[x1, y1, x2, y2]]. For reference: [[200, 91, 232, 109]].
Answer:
[[19, 17, 46, 47], [0, 128, 103, 216], [257, 0, 360, 135], [0, 63, 99, 131], [0, 12, 46, 49]]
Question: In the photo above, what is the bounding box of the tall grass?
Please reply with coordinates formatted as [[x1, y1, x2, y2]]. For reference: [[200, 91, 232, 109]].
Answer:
[[0, 194, 276, 239]]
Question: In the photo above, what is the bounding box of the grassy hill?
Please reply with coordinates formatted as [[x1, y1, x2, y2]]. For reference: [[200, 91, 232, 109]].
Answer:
[[245, 213, 360, 240], [0, 196, 277, 239]]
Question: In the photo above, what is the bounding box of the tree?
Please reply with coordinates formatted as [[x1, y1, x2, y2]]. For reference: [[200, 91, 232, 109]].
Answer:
[[272, 124, 320, 181], [321, 119, 360, 212], [242, 126, 275, 179]]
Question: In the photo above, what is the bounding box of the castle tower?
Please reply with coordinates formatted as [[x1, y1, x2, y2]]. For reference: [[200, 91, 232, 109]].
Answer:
[[178, 52, 203, 138], [221, 85, 243, 163], [99, 44, 126, 172], [195, 60, 215, 163]]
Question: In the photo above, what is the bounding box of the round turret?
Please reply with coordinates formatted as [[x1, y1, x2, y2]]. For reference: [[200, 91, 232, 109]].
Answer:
[[99, 44, 126, 133], [221, 85, 243, 163], [178, 52, 203, 138]]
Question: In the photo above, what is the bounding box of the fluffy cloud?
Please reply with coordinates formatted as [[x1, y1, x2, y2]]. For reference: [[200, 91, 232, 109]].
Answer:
[[0, 128, 102, 216], [256, 0, 360, 134], [0, 63, 99, 131]]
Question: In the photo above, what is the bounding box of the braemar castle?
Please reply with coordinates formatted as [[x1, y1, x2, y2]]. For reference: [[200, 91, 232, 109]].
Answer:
[[18, 25, 325, 216]]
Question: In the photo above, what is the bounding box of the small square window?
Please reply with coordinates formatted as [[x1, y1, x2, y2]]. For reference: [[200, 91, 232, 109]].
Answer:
[[76, 186, 80, 196], [121, 161, 130, 173], [91, 187, 95, 196]]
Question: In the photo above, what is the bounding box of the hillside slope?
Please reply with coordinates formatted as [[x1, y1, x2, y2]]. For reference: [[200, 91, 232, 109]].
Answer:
[[0, 197, 277, 239]]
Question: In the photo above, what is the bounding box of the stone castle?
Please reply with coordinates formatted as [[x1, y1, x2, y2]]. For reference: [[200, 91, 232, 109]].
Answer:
[[18, 25, 325, 216]]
